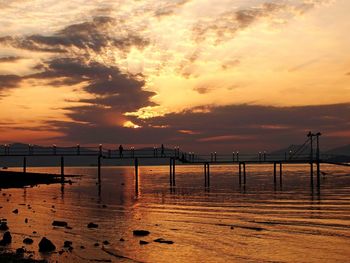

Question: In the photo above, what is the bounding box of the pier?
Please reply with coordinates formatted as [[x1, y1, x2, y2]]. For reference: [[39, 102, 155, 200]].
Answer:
[[0, 132, 349, 190]]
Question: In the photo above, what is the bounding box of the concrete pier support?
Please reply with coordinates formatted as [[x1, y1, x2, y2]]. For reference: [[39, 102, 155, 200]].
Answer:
[[310, 163, 314, 187], [316, 162, 320, 188], [239, 163, 242, 185], [169, 158, 176, 186], [135, 158, 139, 194], [204, 163, 210, 187], [23, 157, 27, 173], [97, 155, 101, 182], [243, 162, 246, 185], [60, 156, 64, 181], [239, 162, 246, 185], [279, 162, 283, 186]]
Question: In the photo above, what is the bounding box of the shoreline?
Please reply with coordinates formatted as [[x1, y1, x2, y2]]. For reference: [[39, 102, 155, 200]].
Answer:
[[0, 170, 77, 189]]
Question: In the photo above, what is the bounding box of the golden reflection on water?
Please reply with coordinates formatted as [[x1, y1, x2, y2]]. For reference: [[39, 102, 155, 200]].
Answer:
[[1, 164, 350, 262]]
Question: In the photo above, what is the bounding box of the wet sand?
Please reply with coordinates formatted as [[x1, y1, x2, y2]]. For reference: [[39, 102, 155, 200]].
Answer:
[[0, 164, 350, 262]]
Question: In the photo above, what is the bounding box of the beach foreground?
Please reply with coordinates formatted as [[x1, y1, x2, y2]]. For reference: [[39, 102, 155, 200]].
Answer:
[[1, 164, 350, 262]]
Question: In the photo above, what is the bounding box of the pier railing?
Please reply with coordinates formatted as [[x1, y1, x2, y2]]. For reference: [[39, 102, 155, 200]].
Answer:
[[0, 144, 348, 164]]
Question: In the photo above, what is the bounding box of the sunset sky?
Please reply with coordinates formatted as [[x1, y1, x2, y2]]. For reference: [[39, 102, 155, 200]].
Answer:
[[0, 0, 349, 152]]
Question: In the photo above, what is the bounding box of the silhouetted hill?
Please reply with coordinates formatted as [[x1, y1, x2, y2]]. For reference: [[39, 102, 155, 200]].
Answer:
[[326, 144, 350, 156], [270, 144, 350, 162], [324, 144, 350, 162]]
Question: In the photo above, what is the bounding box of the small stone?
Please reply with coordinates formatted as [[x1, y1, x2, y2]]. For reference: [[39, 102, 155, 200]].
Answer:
[[102, 240, 109, 245], [119, 238, 125, 242], [16, 247, 25, 254], [94, 242, 99, 247], [0, 222, 9, 231], [80, 245, 85, 249], [87, 222, 98, 228], [139, 240, 149, 245], [58, 250, 64, 255], [64, 240, 72, 248], [38, 237, 56, 252], [133, 230, 150, 236], [32, 231, 37, 234], [0, 231, 12, 246], [23, 238, 34, 245], [153, 238, 174, 244], [52, 220, 68, 227], [230, 226, 234, 230], [12, 209, 18, 214], [25, 218, 28, 224]]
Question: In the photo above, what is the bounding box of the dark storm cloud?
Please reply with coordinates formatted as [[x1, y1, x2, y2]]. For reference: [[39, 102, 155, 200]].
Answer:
[[0, 74, 22, 90], [0, 14, 154, 109], [154, 0, 192, 17], [0, 56, 22, 63], [192, 1, 327, 43], [193, 2, 286, 42], [0, 16, 149, 54], [44, 103, 350, 152], [26, 57, 156, 122]]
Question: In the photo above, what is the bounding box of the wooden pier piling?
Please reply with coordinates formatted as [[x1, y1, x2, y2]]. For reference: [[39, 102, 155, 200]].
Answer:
[[273, 162, 277, 184]]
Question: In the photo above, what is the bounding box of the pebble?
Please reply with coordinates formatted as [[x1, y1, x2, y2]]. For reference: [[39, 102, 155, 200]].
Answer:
[[38, 237, 56, 252], [52, 220, 68, 227], [0, 222, 9, 231], [153, 238, 174, 244], [23, 238, 34, 245], [133, 230, 150, 236], [87, 222, 98, 228], [0, 231, 12, 246]]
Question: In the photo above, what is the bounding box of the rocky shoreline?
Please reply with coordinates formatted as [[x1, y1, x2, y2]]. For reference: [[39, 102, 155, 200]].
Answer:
[[0, 171, 76, 188]]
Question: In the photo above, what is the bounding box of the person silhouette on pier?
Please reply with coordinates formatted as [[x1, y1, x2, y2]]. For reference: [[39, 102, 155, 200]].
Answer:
[[161, 144, 165, 157], [119, 145, 124, 158]]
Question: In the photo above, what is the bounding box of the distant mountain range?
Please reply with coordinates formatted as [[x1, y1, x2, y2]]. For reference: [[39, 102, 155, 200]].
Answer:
[[326, 144, 350, 156], [270, 144, 350, 162]]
